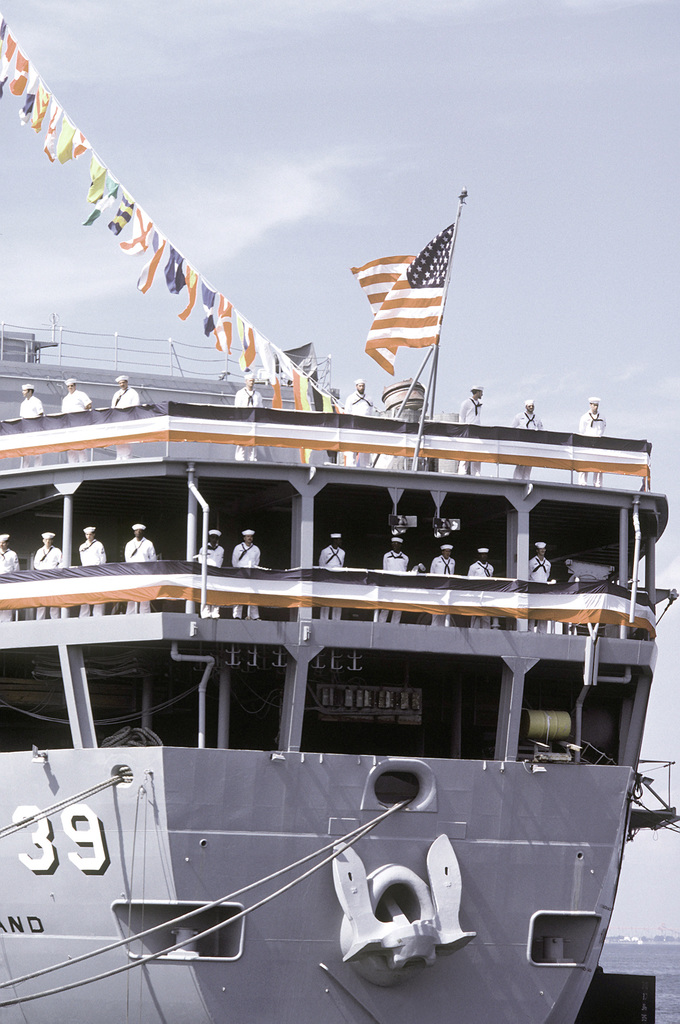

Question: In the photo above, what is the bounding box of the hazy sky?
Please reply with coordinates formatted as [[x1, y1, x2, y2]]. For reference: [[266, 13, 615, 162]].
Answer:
[[0, 0, 678, 931]]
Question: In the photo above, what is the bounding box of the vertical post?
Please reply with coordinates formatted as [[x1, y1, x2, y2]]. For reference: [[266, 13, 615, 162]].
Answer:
[[506, 511, 518, 579], [114, 332, 119, 371], [142, 675, 153, 729], [61, 492, 74, 620], [280, 645, 322, 752], [516, 509, 530, 632], [217, 660, 231, 749], [58, 645, 97, 749], [291, 490, 315, 622], [645, 530, 657, 608], [428, 188, 467, 414], [619, 507, 629, 638], [494, 657, 538, 762], [186, 463, 197, 614]]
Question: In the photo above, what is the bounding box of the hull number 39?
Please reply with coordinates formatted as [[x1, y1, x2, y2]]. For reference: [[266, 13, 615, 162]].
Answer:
[[12, 803, 111, 876]]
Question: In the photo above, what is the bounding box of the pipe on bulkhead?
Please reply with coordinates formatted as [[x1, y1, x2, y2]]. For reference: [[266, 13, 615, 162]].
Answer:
[[574, 624, 600, 764], [170, 643, 215, 749], [186, 465, 210, 615], [629, 497, 641, 625]]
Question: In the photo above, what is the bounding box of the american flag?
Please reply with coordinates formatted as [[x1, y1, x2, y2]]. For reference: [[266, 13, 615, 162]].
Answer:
[[352, 223, 455, 375]]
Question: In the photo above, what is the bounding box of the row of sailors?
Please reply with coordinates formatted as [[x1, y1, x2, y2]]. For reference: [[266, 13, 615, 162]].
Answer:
[[18, 377, 606, 485], [0, 525, 552, 625], [345, 380, 607, 485]]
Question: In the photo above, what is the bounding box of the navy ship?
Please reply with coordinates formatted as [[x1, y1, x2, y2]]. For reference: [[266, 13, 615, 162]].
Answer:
[[0, 334, 674, 1024]]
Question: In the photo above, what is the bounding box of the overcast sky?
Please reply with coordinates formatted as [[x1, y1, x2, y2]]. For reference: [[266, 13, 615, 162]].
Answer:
[[0, 0, 678, 932]]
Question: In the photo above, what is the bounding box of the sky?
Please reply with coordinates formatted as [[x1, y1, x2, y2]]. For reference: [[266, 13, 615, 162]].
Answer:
[[0, 0, 679, 933]]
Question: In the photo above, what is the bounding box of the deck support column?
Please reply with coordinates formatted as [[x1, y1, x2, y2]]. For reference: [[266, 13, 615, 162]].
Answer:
[[507, 510, 530, 631], [279, 639, 323, 752], [494, 656, 538, 762], [186, 463, 198, 614], [58, 644, 97, 749]]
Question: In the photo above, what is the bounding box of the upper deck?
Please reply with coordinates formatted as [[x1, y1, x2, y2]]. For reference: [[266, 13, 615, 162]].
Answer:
[[0, 361, 668, 779]]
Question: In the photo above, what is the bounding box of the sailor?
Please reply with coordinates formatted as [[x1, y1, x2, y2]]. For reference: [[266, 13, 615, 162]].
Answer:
[[124, 524, 156, 615], [430, 542, 455, 627], [79, 527, 107, 618], [458, 386, 483, 477], [467, 547, 497, 629], [62, 378, 93, 464], [511, 399, 544, 481], [232, 529, 261, 620], [234, 374, 262, 463], [34, 532, 63, 620], [529, 541, 552, 634], [578, 397, 606, 488], [375, 534, 409, 624], [0, 534, 19, 623], [344, 379, 374, 467], [111, 374, 140, 461], [196, 529, 225, 619], [20, 383, 44, 468], [318, 532, 345, 621]]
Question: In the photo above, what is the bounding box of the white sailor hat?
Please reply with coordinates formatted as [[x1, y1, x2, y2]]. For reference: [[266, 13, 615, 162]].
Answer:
[[471, 385, 484, 392], [0, 534, 9, 543], [22, 382, 34, 391], [42, 532, 55, 540], [83, 526, 96, 534], [477, 547, 489, 554], [354, 378, 365, 386], [242, 529, 255, 536], [440, 543, 453, 550], [330, 532, 342, 539], [244, 372, 255, 380], [208, 529, 222, 536], [132, 523, 146, 531], [535, 541, 546, 549], [115, 374, 129, 384], [65, 378, 77, 386], [390, 534, 404, 543], [525, 398, 534, 406], [588, 396, 601, 404]]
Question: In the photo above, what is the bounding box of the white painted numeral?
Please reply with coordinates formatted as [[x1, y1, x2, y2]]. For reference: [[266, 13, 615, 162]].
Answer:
[[12, 805, 59, 875], [13, 803, 110, 875], [61, 803, 110, 875]]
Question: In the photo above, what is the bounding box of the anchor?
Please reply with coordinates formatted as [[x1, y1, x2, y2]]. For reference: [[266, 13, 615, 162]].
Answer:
[[332, 834, 475, 987]]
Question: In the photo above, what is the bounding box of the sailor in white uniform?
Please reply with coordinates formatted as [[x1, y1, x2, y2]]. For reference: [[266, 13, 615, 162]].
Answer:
[[430, 542, 455, 627], [318, 532, 345, 620], [511, 399, 544, 481], [34, 532, 63, 620], [125, 524, 156, 615], [344, 379, 374, 468], [232, 529, 261, 619], [458, 386, 483, 477], [0, 533, 19, 623], [376, 535, 409, 623], [467, 547, 497, 629], [578, 397, 606, 488], [20, 383, 44, 468], [79, 526, 107, 618], [62, 379, 93, 464], [529, 541, 552, 633], [111, 375, 141, 461], [234, 375, 262, 462], [196, 529, 225, 618]]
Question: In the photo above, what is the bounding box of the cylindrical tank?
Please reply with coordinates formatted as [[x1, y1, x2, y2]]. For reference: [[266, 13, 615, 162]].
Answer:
[[381, 380, 426, 470], [520, 709, 572, 744]]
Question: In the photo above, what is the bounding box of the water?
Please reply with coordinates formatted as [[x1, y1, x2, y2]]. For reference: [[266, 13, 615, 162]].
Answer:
[[600, 943, 680, 1024]]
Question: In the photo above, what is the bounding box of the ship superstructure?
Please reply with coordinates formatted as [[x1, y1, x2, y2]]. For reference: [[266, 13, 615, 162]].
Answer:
[[0, 355, 672, 1024]]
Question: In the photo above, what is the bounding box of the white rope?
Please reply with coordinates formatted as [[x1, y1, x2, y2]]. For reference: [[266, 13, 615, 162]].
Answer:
[[0, 799, 408, 1006], [0, 766, 133, 840]]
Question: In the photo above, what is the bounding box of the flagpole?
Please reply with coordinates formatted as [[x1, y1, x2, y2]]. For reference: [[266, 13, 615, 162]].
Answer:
[[429, 187, 468, 416]]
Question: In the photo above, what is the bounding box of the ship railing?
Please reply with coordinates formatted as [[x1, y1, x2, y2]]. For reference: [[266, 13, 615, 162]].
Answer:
[[0, 564, 656, 638], [0, 405, 652, 488]]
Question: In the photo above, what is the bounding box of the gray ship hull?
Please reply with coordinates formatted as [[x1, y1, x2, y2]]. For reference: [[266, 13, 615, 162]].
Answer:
[[0, 747, 632, 1024]]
